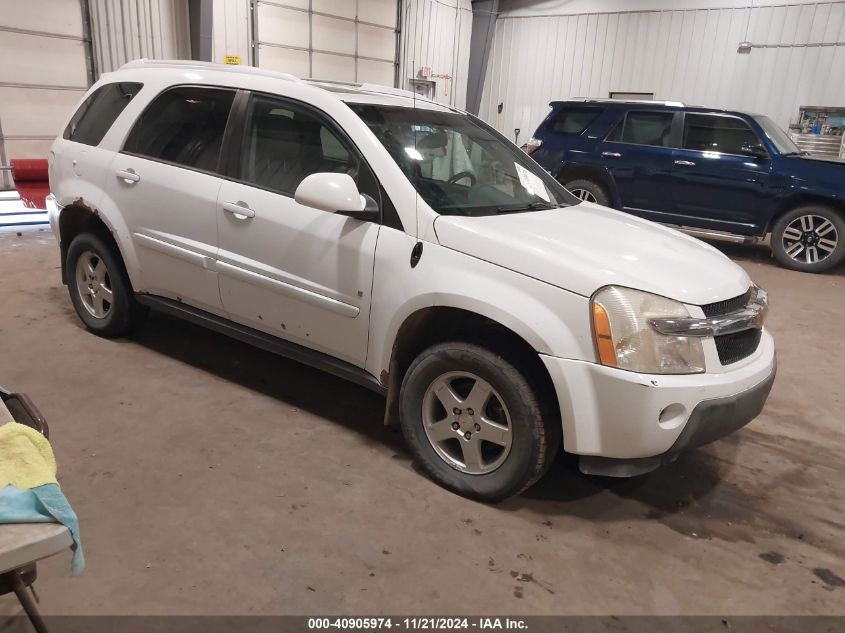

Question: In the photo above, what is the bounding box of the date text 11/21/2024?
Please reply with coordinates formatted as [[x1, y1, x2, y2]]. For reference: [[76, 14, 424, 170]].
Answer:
[[307, 618, 528, 630]]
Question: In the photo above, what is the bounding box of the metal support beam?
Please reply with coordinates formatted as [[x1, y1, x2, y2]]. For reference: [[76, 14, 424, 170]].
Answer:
[[465, 0, 498, 116], [80, 0, 98, 83], [189, 0, 214, 62]]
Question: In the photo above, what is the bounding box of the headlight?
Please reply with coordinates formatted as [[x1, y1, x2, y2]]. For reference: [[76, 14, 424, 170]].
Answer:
[[591, 286, 705, 374]]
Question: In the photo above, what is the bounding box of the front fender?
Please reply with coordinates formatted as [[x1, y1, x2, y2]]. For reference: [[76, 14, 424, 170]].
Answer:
[[365, 230, 594, 381]]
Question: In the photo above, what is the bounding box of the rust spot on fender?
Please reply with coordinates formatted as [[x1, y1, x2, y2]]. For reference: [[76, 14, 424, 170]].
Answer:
[[380, 369, 389, 385], [71, 197, 95, 214]]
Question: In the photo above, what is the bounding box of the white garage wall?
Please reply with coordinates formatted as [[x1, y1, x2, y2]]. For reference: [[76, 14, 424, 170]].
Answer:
[[212, 0, 252, 64], [481, 1, 845, 140], [0, 0, 92, 181], [400, 0, 472, 109], [251, 0, 400, 85], [89, 0, 191, 74], [499, 0, 830, 17]]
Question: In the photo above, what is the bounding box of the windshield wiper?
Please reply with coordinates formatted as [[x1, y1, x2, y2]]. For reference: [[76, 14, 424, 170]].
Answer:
[[496, 202, 557, 214]]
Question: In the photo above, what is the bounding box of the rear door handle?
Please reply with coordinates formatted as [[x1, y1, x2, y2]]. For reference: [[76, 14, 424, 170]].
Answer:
[[674, 160, 696, 166], [601, 152, 622, 158], [222, 201, 255, 220], [116, 169, 140, 183]]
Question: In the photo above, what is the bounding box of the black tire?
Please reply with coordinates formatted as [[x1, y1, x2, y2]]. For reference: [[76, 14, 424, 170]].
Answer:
[[563, 178, 610, 206], [771, 205, 845, 273], [66, 232, 147, 337], [399, 342, 559, 502]]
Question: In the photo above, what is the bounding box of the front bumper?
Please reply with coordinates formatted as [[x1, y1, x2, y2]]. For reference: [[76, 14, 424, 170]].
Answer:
[[540, 329, 776, 465]]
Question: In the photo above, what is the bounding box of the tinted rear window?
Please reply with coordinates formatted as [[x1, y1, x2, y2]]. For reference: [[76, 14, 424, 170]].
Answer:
[[607, 111, 674, 147], [63, 82, 143, 146], [549, 106, 603, 134], [123, 86, 235, 173]]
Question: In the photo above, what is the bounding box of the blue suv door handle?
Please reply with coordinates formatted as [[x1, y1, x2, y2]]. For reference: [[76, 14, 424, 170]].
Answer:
[[674, 160, 696, 167], [601, 151, 622, 158]]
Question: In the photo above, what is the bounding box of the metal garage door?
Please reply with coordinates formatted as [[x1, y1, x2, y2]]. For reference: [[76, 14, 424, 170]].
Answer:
[[0, 0, 93, 188], [254, 0, 400, 86]]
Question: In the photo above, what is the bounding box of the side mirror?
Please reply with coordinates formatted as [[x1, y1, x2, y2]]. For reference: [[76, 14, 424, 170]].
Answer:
[[740, 142, 768, 159], [294, 173, 374, 218]]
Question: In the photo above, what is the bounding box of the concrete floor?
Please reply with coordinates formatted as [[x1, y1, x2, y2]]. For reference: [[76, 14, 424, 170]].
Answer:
[[0, 225, 843, 616]]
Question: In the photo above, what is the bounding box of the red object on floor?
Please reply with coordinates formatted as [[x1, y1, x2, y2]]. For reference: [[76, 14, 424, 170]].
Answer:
[[11, 159, 49, 210]]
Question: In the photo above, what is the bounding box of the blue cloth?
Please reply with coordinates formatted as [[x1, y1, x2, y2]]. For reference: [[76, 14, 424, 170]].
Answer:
[[0, 483, 84, 574]]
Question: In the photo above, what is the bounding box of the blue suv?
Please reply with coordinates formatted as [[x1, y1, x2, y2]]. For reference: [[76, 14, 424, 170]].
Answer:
[[526, 99, 845, 273]]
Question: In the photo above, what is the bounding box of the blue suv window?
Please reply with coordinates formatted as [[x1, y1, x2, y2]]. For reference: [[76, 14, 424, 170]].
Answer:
[[607, 111, 674, 147], [550, 107, 603, 134], [683, 114, 759, 155]]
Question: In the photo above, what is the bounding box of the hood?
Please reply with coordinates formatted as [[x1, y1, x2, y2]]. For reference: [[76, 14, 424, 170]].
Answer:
[[433, 202, 752, 305], [794, 154, 845, 167]]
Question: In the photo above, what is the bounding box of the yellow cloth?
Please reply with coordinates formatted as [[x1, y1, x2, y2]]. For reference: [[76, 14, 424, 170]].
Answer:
[[0, 422, 57, 489]]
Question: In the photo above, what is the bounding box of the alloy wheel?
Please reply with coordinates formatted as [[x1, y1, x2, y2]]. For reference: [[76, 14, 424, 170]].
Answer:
[[421, 371, 513, 475], [75, 250, 113, 319], [781, 214, 839, 265], [569, 188, 597, 203]]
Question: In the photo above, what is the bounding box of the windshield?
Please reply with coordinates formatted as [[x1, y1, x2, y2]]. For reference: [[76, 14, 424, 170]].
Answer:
[[350, 104, 578, 216], [753, 115, 802, 155]]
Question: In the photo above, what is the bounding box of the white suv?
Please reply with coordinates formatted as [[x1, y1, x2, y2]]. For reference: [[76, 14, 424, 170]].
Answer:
[[48, 60, 776, 501]]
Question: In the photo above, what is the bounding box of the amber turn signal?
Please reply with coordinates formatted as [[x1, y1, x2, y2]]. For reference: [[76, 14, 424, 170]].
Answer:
[[592, 302, 617, 367]]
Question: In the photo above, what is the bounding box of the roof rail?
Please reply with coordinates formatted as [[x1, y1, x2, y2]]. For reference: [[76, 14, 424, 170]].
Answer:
[[304, 78, 420, 100], [567, 97, 685, 107], [119, 59, 300, 83]]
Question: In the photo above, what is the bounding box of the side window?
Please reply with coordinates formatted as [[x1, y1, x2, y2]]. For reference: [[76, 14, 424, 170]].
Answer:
[[123, 86, 235, 173], [320, 127, 350, 161], [606, 111, 675, 147], [683, 114, 759, 154], [549, 107, 603, 134], [63, 82, 142, 146], [238, 94, 375, 199]]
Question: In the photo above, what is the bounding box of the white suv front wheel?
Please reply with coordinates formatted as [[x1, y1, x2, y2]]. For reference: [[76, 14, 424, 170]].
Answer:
[[399, 342, 558, 502]]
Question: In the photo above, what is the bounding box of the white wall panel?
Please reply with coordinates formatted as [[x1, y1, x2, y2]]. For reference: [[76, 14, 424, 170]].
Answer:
[[312, 52, 356, 81], [89, 0, 190, 74], [2, 139, 54, 161], [0, 89, 83, 137], [359, 23, 396, 60], [0, 0, 90, 178], [313, 0, 355, 20], [259, 44, 311, 77], [358, 58, 396, 84], [481, 1, 845, 138], [360, 0, 398, 27], [258, 4, 310, 49], [312, 14, 356, 55], [399, 0, 472, 109], [212, 0, 252, 64], [0, 33, 88, 87], [254, 0, 398, 83], [500, 0, 830, 17], [0, 0, 84, 36]]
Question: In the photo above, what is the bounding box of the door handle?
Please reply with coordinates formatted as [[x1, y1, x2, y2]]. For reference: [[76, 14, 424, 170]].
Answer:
[[674, 160, 696, 167], [222, 201, 255, 220], [116, 169, 140, 183], [601, 152, 622, 158]]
